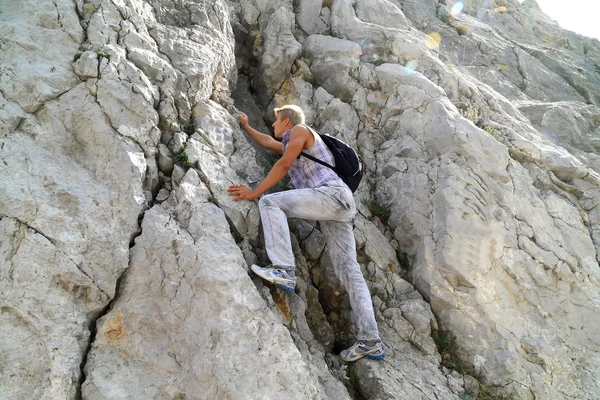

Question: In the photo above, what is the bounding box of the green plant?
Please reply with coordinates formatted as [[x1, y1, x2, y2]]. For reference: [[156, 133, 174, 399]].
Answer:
[[287, 218, 297, 233], [366, 200, 391, 224], [460, 106, 480, 125], [171, 145, 192, 168], [457, 24, 469, 36], [483, 125, 502, 140], [432, 330, 465, 372], [478, 383, 494, 400], [397, 251, 410, 270], [370, 285, 379, 296], [183, 114, 196, 135], [445, 358, 465, 373], [433, 330, 455, 352], [207, 195, 218, 205], [97, 49, 111, 59], [483, 125, 495, 134], [496, 64, 509, 72]]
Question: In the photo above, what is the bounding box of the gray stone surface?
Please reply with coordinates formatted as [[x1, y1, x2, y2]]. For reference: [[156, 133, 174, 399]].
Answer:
[[296, 0, 327, 35], [517, 101, 600, 173], [82, 170, 322, 399], [254, 7, 302, 106], [302, 35, 362, 102], [2, 0, 600, 399]]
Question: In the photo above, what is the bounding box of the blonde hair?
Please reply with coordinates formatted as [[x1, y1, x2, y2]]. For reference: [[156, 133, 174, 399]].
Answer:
[[274, 104, 305, 126]]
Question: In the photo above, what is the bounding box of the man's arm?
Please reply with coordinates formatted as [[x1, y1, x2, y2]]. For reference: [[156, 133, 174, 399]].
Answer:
[[239, 113, 283, 154], [228, 125, 310, 201]]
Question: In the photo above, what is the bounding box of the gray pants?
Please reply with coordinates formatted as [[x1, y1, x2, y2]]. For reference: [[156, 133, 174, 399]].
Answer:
[[258, 185, 380, 341]]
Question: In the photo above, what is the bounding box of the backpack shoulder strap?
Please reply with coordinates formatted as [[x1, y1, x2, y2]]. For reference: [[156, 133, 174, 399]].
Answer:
[[299, 151, 333, 168], [297, 125, 334, 169]]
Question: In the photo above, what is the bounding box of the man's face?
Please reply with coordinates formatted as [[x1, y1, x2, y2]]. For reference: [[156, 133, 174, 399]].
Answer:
[[272, 114, 289, 138]]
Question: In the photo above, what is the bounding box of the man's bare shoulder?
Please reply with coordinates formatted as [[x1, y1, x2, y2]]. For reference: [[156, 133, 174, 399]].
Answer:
[[289, 124, 311, 137], [289, 124, 314, 149]]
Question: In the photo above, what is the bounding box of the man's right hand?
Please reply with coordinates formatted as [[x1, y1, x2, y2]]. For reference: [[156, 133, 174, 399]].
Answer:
[[236, 112, 283, 154], [239, 112, 249, 129]]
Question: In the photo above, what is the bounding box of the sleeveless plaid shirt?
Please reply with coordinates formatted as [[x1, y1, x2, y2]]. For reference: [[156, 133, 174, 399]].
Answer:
[[281, 126, 346, 189]]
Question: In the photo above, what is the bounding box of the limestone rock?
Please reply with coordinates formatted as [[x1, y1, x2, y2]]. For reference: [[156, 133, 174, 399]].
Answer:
[[0, 2, 149, 397], [315, 97, 360, 147], [518, 101, 600, 173], [463, 375, 480, 398], [4, 0, 600, 399], [82, 172, 323, 399], [0, 0, 82, 113], [296, 0, 326, 35], [354, 0, 409, 29], [371, 43, 600, 399], [157, 143, 175, 175], [73, 51, 99, 80], [254, 7, 302, 106], [302, 35, 362, 102], [0, 217, 92, 400]]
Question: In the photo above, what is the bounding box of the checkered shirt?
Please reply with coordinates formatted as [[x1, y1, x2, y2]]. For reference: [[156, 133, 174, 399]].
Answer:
[[282, 126, 346, 189]]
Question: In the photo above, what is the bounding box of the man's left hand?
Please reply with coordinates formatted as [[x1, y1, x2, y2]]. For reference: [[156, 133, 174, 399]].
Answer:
[[227, 184, 257, 201]]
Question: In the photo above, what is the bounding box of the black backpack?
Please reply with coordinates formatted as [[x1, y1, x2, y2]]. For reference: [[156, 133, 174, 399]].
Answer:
[[299, 127, 364, 192]]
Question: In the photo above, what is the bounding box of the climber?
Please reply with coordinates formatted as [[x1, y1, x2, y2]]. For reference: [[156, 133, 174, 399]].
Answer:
[[227, 105, 385, 362]]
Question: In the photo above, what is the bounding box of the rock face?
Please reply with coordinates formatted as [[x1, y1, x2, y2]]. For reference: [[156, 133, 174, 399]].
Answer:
[[82, 170, 321, 399], [1, 0, 599, 399]]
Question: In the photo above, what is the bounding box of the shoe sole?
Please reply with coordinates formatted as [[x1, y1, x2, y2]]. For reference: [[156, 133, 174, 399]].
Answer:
[[368, 345, 386, 360], [251, 265, 295, 292], [341, 353, 385, 362], [343, 345, 386, 362], [277, 284, 295, 292]]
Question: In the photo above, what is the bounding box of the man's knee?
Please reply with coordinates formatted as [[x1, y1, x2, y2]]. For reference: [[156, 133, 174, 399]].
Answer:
[[258, 193, 277, 210]]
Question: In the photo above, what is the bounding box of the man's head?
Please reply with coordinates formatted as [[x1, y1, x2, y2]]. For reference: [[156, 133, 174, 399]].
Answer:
[[272, 105, 305, 138]]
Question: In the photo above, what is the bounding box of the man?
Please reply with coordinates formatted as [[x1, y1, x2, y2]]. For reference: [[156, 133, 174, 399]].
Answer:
[[227, 105, 385, 362]]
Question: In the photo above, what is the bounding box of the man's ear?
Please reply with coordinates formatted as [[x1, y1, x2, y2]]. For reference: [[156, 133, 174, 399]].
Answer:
[[283, 117, 292, 127]]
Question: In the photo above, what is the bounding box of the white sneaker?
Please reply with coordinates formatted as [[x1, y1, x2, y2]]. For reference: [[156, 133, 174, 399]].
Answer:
[[250, 264, 296, 292], [340, 340, 386, 362]]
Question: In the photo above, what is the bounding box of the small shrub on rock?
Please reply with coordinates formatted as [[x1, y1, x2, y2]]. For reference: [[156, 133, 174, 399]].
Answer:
[[366, 200, 391, 224], [460, 106, 480, 125], [397, 251, 410, 270], [171, 145, 192, 168], [97, 49, 111, 59], [432, 330, 464, 372], [457, 24, 470, 35], [183, 115, 196, 135]]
